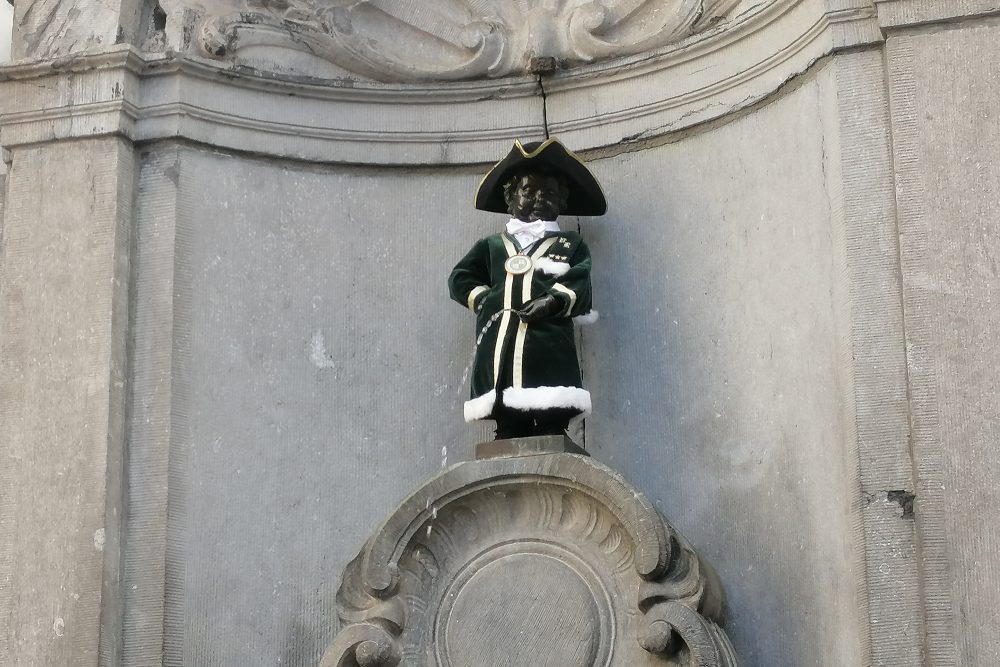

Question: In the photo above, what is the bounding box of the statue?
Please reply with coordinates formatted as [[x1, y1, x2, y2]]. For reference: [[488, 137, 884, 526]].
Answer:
[[448, 138, 606, 439], [319, 141, 740, 667]]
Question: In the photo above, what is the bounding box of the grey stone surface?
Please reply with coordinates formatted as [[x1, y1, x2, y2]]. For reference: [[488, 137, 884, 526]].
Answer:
[[0, 0, 883, 166], [322, 450, 736, 667], [1, 3, 12, 62], [196, 0, 742, 82], [0, 138, 133, 666], [580, 67, 865, 666], [876, 0, 1000, 27], [887, 22, 1000, 666], [121, 146, 184, 665], [546, 0, 882, 148], [821, 48, 922, 666], [475, 434, 588, 459], [11, 0, 140, 60], [125, 145, 498, 666]]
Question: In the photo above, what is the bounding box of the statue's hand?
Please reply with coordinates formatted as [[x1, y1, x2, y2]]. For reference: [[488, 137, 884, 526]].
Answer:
[[516, 294, 561, 323]]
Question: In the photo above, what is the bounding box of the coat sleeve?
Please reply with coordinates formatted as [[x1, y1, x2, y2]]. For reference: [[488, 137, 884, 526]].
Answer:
[[545, 239, 593, 318], [448, 237, 492, 312]]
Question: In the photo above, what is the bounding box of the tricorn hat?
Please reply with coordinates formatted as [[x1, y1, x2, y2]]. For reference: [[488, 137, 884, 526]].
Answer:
[[475, 138, 607, 216]]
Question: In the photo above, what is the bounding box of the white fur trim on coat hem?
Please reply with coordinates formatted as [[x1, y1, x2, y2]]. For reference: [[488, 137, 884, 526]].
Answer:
[[573, 310, 599, 326], [464, 390, 496, 422], [502, 386, 592, 415], [534, 257, 571, 276]]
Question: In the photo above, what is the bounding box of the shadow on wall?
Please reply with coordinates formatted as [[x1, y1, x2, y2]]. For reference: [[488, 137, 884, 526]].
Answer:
[[1, 1, 11, 63]]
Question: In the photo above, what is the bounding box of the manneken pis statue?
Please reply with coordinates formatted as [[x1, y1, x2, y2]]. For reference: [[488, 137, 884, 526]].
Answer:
[[448, 138, 606, 439]]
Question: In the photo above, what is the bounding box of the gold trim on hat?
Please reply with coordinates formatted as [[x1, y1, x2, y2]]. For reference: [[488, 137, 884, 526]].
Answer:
[[473, 137, 606, 209], [514, 137, 559, 158]]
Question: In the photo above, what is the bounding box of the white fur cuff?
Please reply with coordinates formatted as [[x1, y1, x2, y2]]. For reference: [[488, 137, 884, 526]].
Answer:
[[502, 386, 592, 415], [465, 386, 593, 421], [464, 390, 497, 422]]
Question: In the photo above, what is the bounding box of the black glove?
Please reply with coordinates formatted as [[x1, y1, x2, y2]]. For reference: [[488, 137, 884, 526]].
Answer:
[[516, 294, 561, 323]]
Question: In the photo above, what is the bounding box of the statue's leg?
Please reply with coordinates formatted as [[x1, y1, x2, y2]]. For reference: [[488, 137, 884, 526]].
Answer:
[[532, 408, 577, 437], [493, 404, 535, 439]]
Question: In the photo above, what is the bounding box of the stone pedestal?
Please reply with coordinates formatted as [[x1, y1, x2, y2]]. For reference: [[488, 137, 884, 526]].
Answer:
[[474, 434, 588, 460], [322, 441, 738, 667]]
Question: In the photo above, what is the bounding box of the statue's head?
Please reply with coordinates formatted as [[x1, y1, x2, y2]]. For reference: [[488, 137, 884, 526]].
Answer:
[[475, 138, 607, 218], [502, 171, 569, 222]]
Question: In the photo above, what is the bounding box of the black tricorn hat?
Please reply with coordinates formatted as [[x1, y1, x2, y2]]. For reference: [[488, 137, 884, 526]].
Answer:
[[474, 138, 608, 216]]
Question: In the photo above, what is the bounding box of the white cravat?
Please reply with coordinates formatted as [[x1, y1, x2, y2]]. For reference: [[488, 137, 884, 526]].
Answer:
[[506, 218, 560, 251]]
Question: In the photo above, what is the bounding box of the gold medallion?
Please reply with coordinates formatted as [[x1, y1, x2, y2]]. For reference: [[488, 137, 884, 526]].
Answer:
[[504, 255, 533, 275]]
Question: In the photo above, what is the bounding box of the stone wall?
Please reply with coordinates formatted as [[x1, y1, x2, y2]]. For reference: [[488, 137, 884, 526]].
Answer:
[[0, 138, 133, 666], [119, 67, 863, 664], [126, 147, 491, 664], [886, 20, 1000, 665], [1, 3, 13, 62], [584, 71, 864, 665]]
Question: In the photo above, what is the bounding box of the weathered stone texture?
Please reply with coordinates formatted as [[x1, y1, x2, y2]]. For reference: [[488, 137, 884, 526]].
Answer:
[[821, 49, 921, 667], [876, 0, 1000, 27], [1, 3, 12, 61], [887, 22, 1000, 667], [0, 138, 133, 666], [0, 1, 884, 165], [12, 0, 139, 60], [323, 449, 737, 667], [195, 0, 743, 82], [580, 65, 863, 667], [121, 147, 183, 666], [126, 146, 495, 666]]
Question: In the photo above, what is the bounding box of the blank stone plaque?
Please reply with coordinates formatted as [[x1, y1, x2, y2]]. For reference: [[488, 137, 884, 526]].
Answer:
[[440, 549, 605, 667]]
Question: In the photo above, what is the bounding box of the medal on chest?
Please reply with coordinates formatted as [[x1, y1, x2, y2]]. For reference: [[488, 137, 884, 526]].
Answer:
[[504, 255, 532, 275]]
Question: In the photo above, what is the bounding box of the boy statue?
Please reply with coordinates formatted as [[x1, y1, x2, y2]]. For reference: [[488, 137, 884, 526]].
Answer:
[[448, 138, 606, 439]]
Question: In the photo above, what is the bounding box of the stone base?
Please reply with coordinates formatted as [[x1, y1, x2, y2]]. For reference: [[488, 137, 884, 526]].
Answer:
[[475, 434, 588, 460], [321, 448, 739, 667]]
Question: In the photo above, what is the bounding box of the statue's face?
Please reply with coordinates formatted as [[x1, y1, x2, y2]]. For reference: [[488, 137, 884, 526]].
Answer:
[[505, 173, 567, 222]]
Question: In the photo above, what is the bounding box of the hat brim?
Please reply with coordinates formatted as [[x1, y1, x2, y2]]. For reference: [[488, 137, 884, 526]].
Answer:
[[474, 139, 608, 217]]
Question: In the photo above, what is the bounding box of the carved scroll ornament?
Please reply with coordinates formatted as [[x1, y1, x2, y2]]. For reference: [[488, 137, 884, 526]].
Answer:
[[199, 0, 741, 82], [320, 451, 739, 666]]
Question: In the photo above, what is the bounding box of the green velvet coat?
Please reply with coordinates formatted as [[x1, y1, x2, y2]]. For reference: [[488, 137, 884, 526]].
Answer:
[[448, 230, 594, 422]]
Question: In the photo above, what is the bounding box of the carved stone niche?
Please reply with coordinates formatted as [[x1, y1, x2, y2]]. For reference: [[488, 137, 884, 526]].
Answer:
[[321, 440, 739, 667]]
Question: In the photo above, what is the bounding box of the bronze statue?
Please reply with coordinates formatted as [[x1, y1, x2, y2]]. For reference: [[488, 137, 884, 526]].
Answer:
[[448, 138, 606, 439]]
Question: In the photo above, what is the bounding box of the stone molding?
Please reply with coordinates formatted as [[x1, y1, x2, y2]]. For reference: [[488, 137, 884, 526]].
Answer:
[[0, 0, 884, 164], [875, 0, 1000, 28], [320, 451, 738, 666], [821, 49, 923, 666], [196, 0, 742, 82], [4, 2, 994, 165]]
